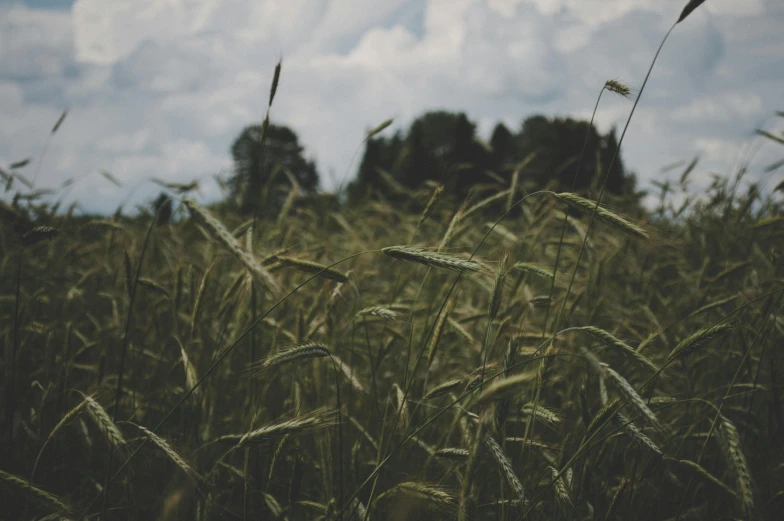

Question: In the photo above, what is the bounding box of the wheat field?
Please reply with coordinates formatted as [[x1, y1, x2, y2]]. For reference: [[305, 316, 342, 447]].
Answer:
[[1, 1, 783, 520]]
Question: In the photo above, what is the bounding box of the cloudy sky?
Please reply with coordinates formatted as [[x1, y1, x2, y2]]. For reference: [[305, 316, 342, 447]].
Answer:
[[1, 0, 783, 214]]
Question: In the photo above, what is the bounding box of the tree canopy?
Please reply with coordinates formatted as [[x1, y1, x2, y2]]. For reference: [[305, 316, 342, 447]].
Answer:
[[347, 111, 639, 206], [229, 123, 319, 215], [226, 112, 640, 215]]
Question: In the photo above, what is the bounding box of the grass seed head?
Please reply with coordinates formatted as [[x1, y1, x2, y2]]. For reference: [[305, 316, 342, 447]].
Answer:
[[382, 245, 482, 273]]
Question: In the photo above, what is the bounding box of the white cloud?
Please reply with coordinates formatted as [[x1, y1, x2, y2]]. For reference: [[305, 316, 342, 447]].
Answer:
[[673, 92, 764, 124], [0, 0, 782, 214]]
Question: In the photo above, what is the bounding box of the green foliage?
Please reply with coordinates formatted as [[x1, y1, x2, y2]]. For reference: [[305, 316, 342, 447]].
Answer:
[[229, 123, 320, 215], [348, 111, 640, 207]]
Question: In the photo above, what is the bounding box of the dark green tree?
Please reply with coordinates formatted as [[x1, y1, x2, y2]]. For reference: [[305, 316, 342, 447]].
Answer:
[[229, 123, 319, 215], [348, 111, 493, 203], [489, 123, 517, 173], [347, 111, 639, 206], [516, 116, 630, 195], [150, 192, 173, 225], [346, 132, 405, 204], [400, 111, 491, 195]]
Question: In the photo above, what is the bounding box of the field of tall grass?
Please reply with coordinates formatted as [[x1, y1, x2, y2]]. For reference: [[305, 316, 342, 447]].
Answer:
[[2, 1, 783, 520]]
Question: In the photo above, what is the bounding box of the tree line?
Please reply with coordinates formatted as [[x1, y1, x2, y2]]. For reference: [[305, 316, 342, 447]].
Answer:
[[153, 110, 643, 219]]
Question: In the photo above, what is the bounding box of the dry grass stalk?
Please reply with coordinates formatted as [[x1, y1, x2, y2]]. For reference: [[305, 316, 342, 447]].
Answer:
[[521, 402, 562, 428], [506, 152, 537, 211], [436, 448, 470, 462], [465, 362, 501, 393], [260, 341, 330, 369], [269, 58, 282, 106], [665, 457, 737, 499], [600, 364, 664, 433], [489, 253, 509, 320], [131, 423, 203, 483], [0, 469, 72, 515], [348, 416, 379, 452], [85, 396, 126, 449], [43, 398, 87, 447], [382, 246, 482, 273], [463, 189, 512, 220], [485, 435, 528, 506], [604, 79, 632, 98], [356, 306, 398, 320], [392, 383, 409, 430], [381, 482, 455, 514], [580, 326, 659, 372], [460, 412, 489, 521], [331, 355, 365, 393], [556, 192, 650, 240], [473, 372, 536, 407], [418, 184, 444, 228], [715, 414, 754, 516], [614, 412, 663, 458], [267, 433, 291, 482], [424, 379, 465, 400], [182, 197, 279, 293], [21, 225, 59, 246], [366, 118, 394, 140], [513, 262, 555, 282], [179, 343, 198, 393], [550, 466, 573, 511], [678, 0, 706, 23], [275, 255, 349, 283], [32, 399, 89, 481], [236, 410, 334, 447], [138, 277, 169, 298], [604, 478, 629, 521], [427, 297, 454, 367], [667, 323, 733, 361], [449, 317, 477, 345], [504, 438, 553, 451], [439, 209, 464, 252]]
